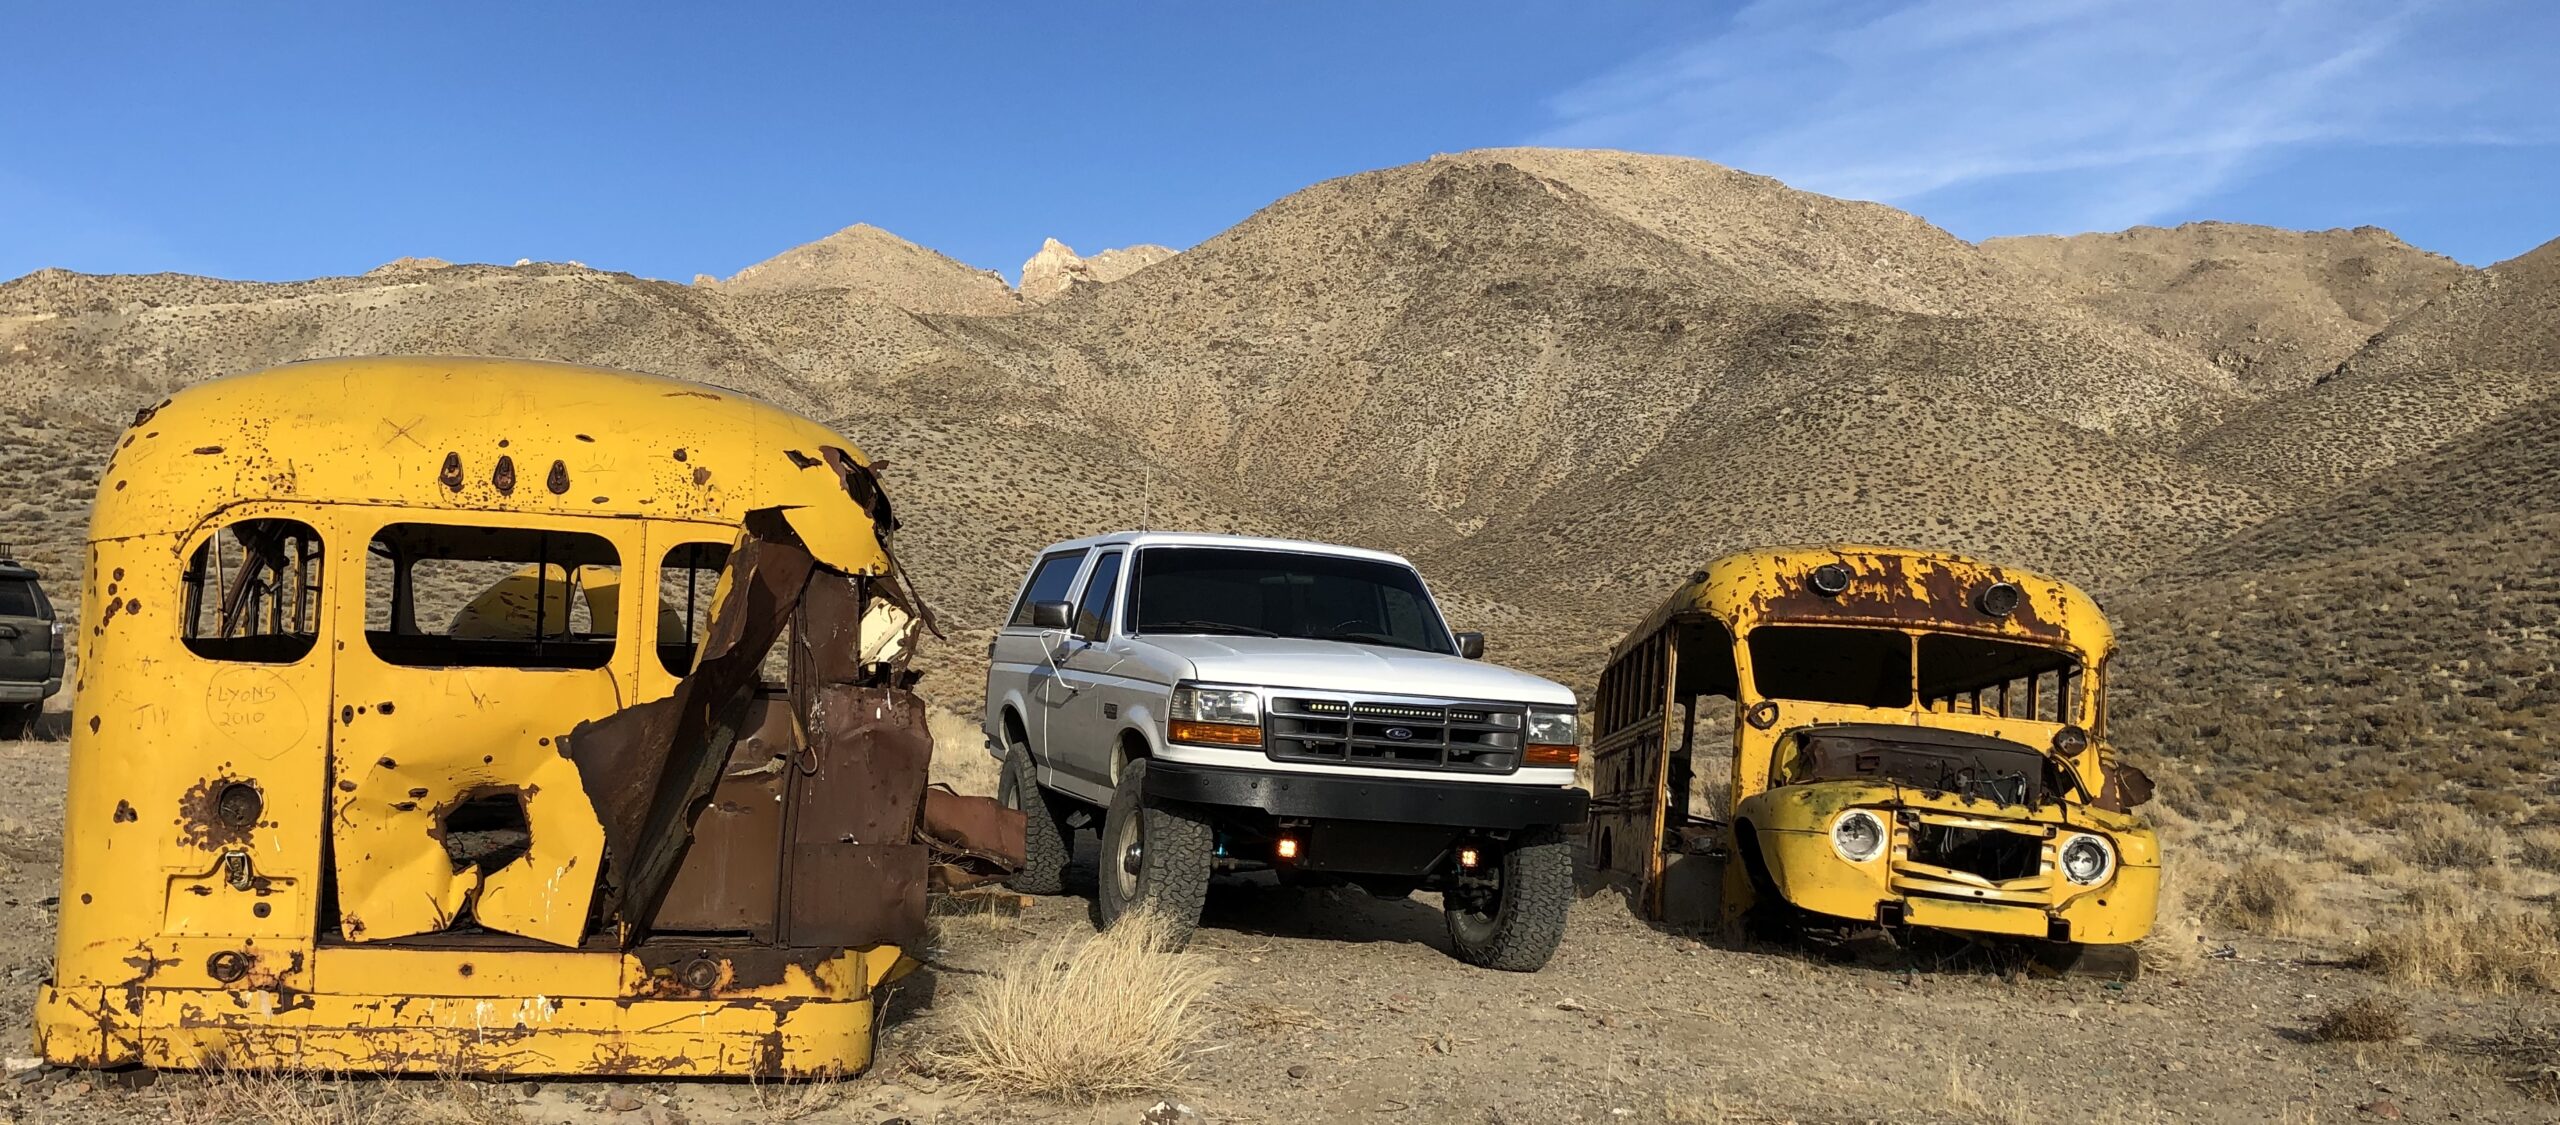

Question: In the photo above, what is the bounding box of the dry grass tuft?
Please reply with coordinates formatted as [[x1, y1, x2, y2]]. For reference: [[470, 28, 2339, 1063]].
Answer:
[[2478, 1013, 2560, 1100], [2207, 857, 2326, 937], [925, 910, 1224, 1102], [163, 1068, 516, 1125], [2362, 881, 2560, 993], [925, 704, 1001, 797], [746, 1070, 850, 1120], [2311, 993, 2411, 1042], [2401, 805, 2509, 869], [2518, 829, 2560, 873], [2139, 857, 2212, 974]]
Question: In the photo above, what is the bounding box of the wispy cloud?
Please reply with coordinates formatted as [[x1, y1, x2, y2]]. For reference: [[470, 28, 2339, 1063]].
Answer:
[[1537, 0, 2555, 236]]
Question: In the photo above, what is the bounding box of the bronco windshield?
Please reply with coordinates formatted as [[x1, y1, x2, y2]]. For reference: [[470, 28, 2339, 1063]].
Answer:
[[1745, 625, 2085, 724], [1130, 547, 1455, 654]]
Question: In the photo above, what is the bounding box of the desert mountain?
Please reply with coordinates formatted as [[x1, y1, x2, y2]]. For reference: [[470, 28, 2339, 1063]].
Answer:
[[3, 146, 2545, 817], [953, 150, 2268, 664], [1019, 238, 1177, 302], [2182, 235, 2560, 493], [705, 222, 1020, 315], [1982, 223, 2468, 393]]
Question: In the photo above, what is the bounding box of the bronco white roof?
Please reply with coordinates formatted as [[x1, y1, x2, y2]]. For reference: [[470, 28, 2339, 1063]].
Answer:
[[1036, 531, 1415, 568]]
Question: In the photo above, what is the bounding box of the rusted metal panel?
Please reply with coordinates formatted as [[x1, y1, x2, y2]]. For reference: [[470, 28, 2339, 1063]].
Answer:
[[920, 787, 1027, 890], [787, 843, 928, 950], [653, 693, 792, 938], [565, 508, 814, 941], [1747, 550, 2070, 643]]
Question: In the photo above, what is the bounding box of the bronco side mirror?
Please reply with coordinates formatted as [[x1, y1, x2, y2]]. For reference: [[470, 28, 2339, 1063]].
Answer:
[[1454, 631, 1485, 659], [1031, 600, 1074, 630]]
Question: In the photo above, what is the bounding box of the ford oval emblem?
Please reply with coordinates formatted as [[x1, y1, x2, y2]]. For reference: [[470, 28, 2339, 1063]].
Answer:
[[1384, 726, 1415, 741]]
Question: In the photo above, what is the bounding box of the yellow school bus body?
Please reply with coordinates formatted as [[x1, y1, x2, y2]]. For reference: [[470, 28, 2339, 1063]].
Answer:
[[38, 356, 910, 1075], [1588, 546, 2159, 947]]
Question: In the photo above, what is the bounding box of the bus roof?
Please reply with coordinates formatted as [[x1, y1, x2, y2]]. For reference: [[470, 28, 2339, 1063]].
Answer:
[[1605, 544, 2113, 666], [89, 356, 885, 544]]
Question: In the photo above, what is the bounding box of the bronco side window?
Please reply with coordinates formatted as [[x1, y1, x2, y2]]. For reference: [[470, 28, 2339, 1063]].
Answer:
[[364, 524, 620, 671], [182, 519, 325, 663], [1073, 551, 1124, 641], [1008, 550, 1087, 627]]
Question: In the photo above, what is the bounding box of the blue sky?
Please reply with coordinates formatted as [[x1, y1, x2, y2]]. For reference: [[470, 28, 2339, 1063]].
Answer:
[[5, 1, 2553, 284]]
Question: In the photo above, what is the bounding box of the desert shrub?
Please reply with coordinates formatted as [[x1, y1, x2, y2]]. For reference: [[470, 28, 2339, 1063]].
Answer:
[[2140, 857, 2215, 973], [2400, 805, 2508, 869], [2480, 1015, 2560, 1101], [2208, 857, 2321, 936], [926, 910, 1223, 1101], [2518, 829, 2560, 873], [2362, 882, 2560, 993], [2311, 994, 2411, 1042]]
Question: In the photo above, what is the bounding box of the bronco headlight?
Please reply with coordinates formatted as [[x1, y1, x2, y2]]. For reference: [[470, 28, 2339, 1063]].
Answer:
[[1524, 708, 1579, 767], [1831, 810, 1886, 862], [2060, 834, 2114, 885], [1169, 684, 1262, 747]]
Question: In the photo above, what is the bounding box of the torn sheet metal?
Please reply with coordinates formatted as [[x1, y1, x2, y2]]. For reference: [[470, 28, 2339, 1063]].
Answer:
[[565, 507, 1023, 950], [566, 508, 815, 939]]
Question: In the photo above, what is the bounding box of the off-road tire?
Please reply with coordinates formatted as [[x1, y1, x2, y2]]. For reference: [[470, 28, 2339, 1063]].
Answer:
[[998, 742, 1074, 896], [0, 704, 34, 741], [1095, 758, 1213, 945], [1445, 825, 1573, 972]]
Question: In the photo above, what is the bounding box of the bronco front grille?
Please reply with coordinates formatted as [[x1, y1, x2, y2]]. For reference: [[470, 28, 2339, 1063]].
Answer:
[[1266, 695, 1524, 774]]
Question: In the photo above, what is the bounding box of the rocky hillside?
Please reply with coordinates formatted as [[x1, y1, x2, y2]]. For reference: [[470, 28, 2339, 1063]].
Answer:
[[2113, 383, 2560, 824], [701, 223, 1021, 315], [1983, 222, 2468, 393], [1019, 238, 1176, 302], [3, 147, 2547, 817], [2182, 236, 2560, 493]]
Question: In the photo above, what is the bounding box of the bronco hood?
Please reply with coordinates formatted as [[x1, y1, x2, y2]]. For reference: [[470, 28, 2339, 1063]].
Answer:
[[1142, 634, 1575, 707]]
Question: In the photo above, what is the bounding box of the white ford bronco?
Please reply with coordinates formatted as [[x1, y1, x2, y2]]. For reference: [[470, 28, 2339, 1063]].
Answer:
[[983, 532, 1587, 970]]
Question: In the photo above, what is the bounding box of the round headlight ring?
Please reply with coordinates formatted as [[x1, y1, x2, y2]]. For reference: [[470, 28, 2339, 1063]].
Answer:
[[1832, 810, 1886, 862], [2060, 834, 2113, 885]]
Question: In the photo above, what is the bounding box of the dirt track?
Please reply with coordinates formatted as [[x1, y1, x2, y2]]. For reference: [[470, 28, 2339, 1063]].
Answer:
[[0, 736, 2548, 1123]]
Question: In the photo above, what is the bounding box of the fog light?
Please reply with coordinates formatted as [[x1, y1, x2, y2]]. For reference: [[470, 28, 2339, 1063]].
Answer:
[[2060, 834, 2113, 885], [1831, 810, 1885, 862], [1276, 836, 1299, 860], [1458, 846, 1480, 869]]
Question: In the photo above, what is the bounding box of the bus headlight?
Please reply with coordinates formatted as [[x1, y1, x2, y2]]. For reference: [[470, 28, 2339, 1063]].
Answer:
[[1832, 810, 1886, 862], [2060, 834, 2113, 885]]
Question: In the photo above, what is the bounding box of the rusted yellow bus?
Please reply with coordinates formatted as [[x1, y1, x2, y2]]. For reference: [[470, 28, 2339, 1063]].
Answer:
[[1588, 546, 2158, 957], [37, 356, 1013, 1076]]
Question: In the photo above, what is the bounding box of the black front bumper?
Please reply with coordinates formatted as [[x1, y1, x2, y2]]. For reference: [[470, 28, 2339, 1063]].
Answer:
[[1142, 758, 1587, 830]]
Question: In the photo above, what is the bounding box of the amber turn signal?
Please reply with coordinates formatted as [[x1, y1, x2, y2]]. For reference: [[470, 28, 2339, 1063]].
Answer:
[[1524, 743, 1578, 766], [1169, 719, 1263, 748]]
